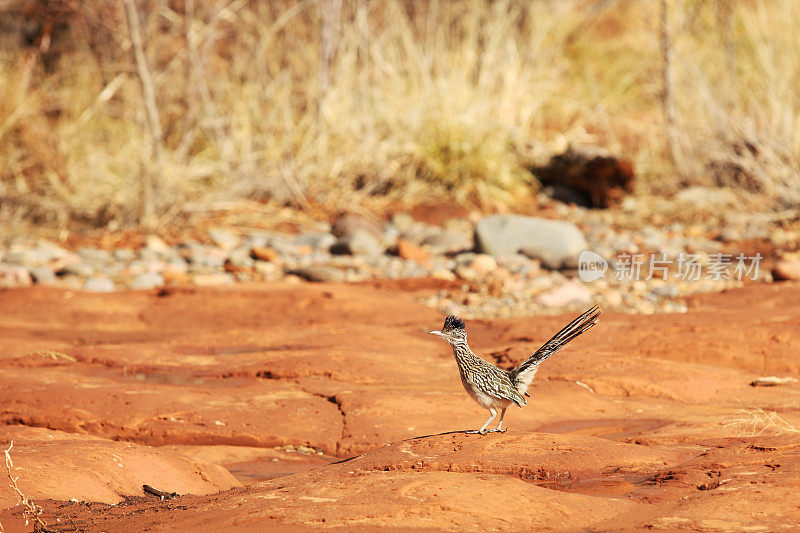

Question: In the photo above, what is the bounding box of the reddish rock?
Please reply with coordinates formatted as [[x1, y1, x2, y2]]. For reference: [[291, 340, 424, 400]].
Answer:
[[250, 246, 281, 262], [772, 260, 800, 281], [396, 238, 430, 263], [0, 284, 800, 530], [0, 426, 240, 508]]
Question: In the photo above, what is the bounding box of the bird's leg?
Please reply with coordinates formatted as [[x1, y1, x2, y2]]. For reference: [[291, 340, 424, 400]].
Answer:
[[483, 407, 507, 433], [493, 407, 507, 433], [467, 408, 497, 435]]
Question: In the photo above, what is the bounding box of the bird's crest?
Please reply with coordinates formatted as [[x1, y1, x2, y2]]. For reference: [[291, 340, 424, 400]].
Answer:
[[442, 315, 465, 332]]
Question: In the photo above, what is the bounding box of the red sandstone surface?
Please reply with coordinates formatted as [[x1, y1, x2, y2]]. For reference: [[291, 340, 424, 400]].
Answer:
[[1, 281, 799, 531]]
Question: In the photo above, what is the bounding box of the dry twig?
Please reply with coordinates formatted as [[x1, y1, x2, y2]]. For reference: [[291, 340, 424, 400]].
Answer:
[[4, 441, 51, 532]]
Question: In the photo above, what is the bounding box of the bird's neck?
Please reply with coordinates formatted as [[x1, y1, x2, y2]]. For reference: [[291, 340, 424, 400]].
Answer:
[[449, 339, 477, 367]]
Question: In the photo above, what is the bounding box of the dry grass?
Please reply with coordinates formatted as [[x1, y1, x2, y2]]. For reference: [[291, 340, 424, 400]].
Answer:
[[724, 407, 800, 437], [1, 0, 799, 228]]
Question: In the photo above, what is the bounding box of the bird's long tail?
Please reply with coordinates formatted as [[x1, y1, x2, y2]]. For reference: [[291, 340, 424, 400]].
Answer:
[[509, 305, 601, 395]]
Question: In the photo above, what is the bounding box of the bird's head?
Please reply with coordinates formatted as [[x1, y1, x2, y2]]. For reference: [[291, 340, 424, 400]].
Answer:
[[429, 315, 467, 344]]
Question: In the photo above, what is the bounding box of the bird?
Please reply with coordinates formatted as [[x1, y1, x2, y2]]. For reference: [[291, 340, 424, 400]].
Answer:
[[428, 306, 601, 434]]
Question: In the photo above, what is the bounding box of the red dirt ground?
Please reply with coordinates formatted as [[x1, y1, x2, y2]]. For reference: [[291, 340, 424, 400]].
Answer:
[[1, 281, 799, 531]]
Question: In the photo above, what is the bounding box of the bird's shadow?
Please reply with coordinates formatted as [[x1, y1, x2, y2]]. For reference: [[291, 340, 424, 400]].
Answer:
[[330, 430, 497, 465]]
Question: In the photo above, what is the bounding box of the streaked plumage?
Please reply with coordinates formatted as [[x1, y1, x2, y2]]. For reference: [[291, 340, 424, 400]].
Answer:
[[429, 306, 601, 434]]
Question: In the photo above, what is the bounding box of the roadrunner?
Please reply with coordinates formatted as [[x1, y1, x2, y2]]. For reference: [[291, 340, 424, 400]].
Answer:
[[429, 306, 600, 434]]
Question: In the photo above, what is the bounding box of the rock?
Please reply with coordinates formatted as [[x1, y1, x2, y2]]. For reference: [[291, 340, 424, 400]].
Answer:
[[431, 269, 457, 281], [330, 229, 383, 257], [650, 284, 680, 299], [62, 260, 95, 278], [184, 246, 227, 272], [294, 233, 336, 251], [421, 230, 472, 254], [130, 272, 165, 290], [162, 261, 189, 283], [0, 427, 240, 507], [208, 228, 240, 251], [78, 248, 113, 264], [538, 281, 592, 307], [227, 246, 255, 269], [475, 215, 588, 269], [390, 213, 415, 232], [469, 254, 498, 274], [251, 246, 281, 262], [772, 260, 800, 281], [145, 235, 171, 255], [0, 265, 33, 287], [288, 266, 346, 282], [29, 266, 58, 285], [84, 276, 115, 292], [254, 261, 282, 281], [114, 248, 136, 261], [331, 213, 381, 238], [396, 239, 430, 263], [5, 247, 50, 267]]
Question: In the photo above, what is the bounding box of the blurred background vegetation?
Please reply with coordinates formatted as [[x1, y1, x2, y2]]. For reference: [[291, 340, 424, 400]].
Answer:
[[0, 0, 798, 230]]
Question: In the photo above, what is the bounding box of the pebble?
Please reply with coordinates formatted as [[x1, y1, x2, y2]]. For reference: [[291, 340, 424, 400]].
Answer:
[[130, 272, 165, 290], [0, 206, 771, 316], [772, 260, 800, 281], [84, 276, 115, 292], [29, 266, 57, 285], [330, 229, 382, 256], [396, 239, 430, 263], [288, 266, 346, 282], [0, 265, 33, 287]]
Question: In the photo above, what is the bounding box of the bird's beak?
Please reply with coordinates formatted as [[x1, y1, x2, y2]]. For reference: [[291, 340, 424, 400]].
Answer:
[[428, 330, 444, 337]]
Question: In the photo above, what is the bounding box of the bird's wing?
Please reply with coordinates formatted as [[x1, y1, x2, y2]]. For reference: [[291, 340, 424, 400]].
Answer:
[[477, 364, 527, 407], [509, 305, 601, 395]]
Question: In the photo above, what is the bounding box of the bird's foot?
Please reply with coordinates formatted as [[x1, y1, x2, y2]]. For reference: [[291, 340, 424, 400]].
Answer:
[[486, 428, 506, 433], [465, 430, 483, 434]]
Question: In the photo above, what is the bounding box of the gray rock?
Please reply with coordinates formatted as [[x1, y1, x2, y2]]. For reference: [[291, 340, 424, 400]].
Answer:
[[5, 248, 49, 267], [288, 265, 346, 282], [294, 233, 336, 251], [84, 276, 115, 292], [208, 228, 240, 251], [184, 246, 226, 271], [475, 215, 588, 269], [227, 246, 255, 268], [130, 272, 165, 290], [421, 230, 472, 254], [114, 248, 136, 261], [78, 248, 113, 263], [330, 229, 383, 256], [62, 261, 94, 278], [29, 266, 58, 285], [331, 213, 381, 238], [650, 284, 680, 299]]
